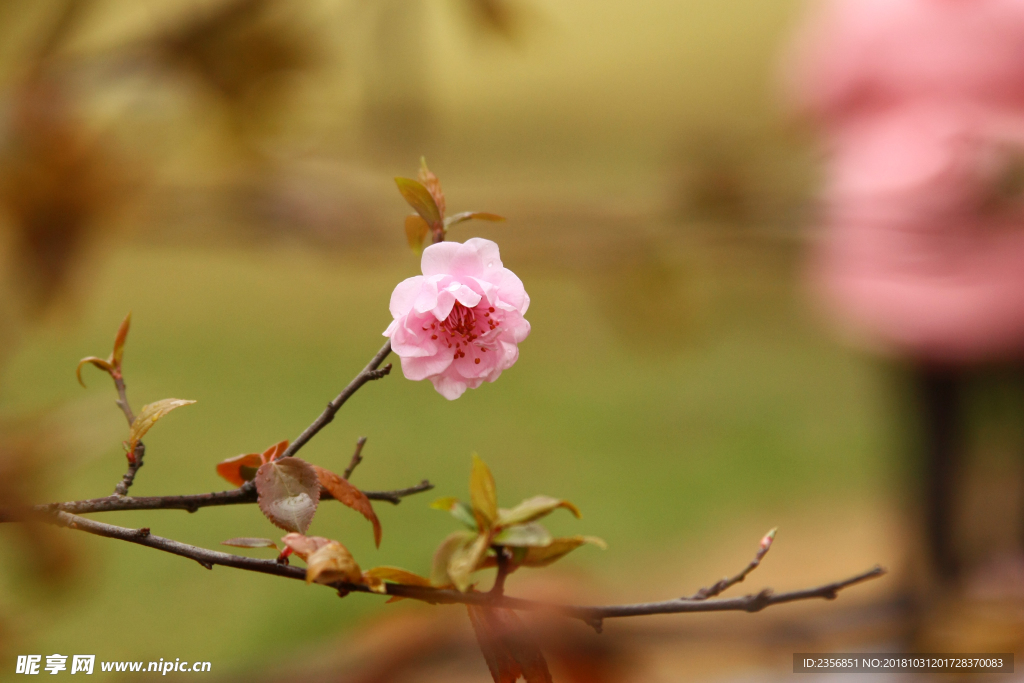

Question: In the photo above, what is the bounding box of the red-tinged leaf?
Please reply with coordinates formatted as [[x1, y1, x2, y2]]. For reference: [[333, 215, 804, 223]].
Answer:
[[395, 177, 442, 228], [518, 536, 606, 568], [313, 465, 382, 547], [470, 454, 498, 531], [494, 610, 553, 683], [418, 157, 446, 218], [127, 398, 196, 453], [305, 540, 361, 585], [216, 453, 263, 486], [448, 531, 491, 592], [467, 605, 523, 683], [260, 440, 289, 464], [431, 530, 476, 586], [221, 537, 277, 549], [111, 312, 131, 369], [497, 495, 581, 527], [364, 566, 433, 587], [75, 356, 113, 387], [280, 532, 333, 560], [405, 214, 430, 253], [255, 457, 320, 533], [444, 211, 506, 228]]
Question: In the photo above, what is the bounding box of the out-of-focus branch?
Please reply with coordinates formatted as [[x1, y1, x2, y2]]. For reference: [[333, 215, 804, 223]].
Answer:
[[38, 511, 884, 629], [280, 341, 392, 460]]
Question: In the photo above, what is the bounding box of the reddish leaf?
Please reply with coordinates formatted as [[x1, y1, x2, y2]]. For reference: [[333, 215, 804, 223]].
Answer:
[[444, 211, 506, 228], [255, 457, 320, 533], [76, 312, 132, 386], [260, 440, 289, 464], [221, 537, 277, 549], [468, 605, 522, 683], [468, 607, 554, 683], [313, 466, 382, 547], [417, 157, 446, 218], [216, 453, 263, 486], [405, 214, 430, 253], [280, 532, 333, 560], [111, 312, 131, 369], [395, 177, 442, 228]]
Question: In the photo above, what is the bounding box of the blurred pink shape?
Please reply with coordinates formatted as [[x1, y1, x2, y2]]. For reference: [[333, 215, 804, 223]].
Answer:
[[385, 238, 531, 400], [784, 0, 1024, 362]]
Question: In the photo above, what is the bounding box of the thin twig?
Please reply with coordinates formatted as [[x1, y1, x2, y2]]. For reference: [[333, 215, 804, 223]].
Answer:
[[343, 437, 368, 480], [689, 527, 776, 600], [41, 511, 884, 625], [0, 479, 434, 522], [281, 341, 392, 460], [111, 373, 144, 496]]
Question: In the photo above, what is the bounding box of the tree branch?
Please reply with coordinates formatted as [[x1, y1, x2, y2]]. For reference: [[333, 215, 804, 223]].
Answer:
[[343, 437, 368, 480], [689, 527, 776, 600], [0, 479, 434, 521], [38, 511, 885, 628], [111, 373, 145, 496], [280, 341, 392, 460]]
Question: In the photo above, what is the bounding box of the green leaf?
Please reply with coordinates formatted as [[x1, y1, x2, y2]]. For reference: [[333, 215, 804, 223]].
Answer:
[[364, 566, 433, 587], [431, 530, 476, 587], [395, 177, 441, 228], [127, 398, 196, 453], [492, 522, 552, 548], [448, 532, 491, 592], [519, 536, 606, 568], [497, 495, 581, 527], [255, 457, 321, 533], [444, 211, 506, 229], [431, 496, 478, 530], [470, 454, 498, 531]]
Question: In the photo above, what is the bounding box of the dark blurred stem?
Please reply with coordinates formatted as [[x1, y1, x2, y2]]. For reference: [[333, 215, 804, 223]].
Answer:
[[491, 547, 511, 596], [280, 341, 392, 460], [343, 437, 368, 480], [39, 510, 885, 623]]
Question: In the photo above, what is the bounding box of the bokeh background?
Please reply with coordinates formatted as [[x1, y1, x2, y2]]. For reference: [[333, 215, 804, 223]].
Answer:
[[1, 0, 1021, 681]]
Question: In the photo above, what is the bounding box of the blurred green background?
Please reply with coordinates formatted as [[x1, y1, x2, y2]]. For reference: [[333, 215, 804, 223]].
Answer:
[[0, 0, 909, 679]]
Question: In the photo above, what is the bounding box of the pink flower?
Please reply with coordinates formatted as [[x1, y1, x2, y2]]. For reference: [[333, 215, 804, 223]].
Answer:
[[384, 238, 530, 399]]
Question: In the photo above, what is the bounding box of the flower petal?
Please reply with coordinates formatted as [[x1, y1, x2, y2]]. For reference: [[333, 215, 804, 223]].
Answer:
[[389, 276, 425, 318]]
